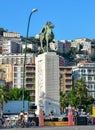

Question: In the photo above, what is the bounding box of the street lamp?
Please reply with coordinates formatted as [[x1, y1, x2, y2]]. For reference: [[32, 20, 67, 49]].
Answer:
[[22, 8, 38, 112]]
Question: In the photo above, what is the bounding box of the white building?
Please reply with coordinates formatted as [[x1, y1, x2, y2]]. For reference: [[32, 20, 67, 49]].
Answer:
[[78, 63, 95, 98], [22, 42, 38, 52], [0, 53, 35, 65], [13, 65, 23, 89], [3, 32, 20, 38], [49, 40, 64, 53], [2, 40, 22, 54], [35, 52, 60, 116]]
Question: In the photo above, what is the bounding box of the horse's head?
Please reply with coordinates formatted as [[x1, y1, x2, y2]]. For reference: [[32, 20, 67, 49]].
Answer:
[[46, 21, 54, 29]]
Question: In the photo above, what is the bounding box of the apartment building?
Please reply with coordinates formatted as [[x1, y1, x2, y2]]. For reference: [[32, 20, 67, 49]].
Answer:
[[5, 64, 13, 88], [2, 63, 35, 100], [91, 42, 95, 59], [12, 64, 35, 100], [0, 53, 36, 100], [59, 66, 73, 93], [2, 40, 22, 54], [49, 40, 63, 52], [0, 35, 23, 55], [13, 65, 23, 89], [0, 45, 2, 54], [78, 63, 95, 98], [75, 38, 92, 54], [25, 64, 35, 100], [3, 32, 20, 38], [49, 40, 71, 53], [0, 64, 6, 86], [61, 40, 71, 53], [0, 36, 4, 54], [22, 42, 38, 52], [59, 56, 65, 66], [75, 38, 91, 43], [0, 53, 35, 64], [59, 63, 95, 98]]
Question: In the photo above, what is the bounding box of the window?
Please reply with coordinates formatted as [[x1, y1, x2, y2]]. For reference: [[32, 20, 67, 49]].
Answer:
[[21, 79, 23, 83], [81, 69, 85, 74], [21, 67, 23, 72], [88, 76, 92, 81], [88, 69, 92, 73], [14, 79, 18, 83], [14, 73, 17, 77], [88, 84, 93, 90], [14, 67, 17, 71], [82, 76, 86, 81], [21, 73, 23, 77]]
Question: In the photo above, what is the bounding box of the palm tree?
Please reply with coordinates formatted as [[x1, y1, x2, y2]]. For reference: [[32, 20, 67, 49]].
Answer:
[[60, 92, 68, 114], [74, 78, 87, 106], [60, 78, 93, 113], [66, 89, 78, 108]]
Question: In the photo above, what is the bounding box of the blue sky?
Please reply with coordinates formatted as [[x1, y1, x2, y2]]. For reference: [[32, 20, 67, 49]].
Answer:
[[0, 0, 95, 40]]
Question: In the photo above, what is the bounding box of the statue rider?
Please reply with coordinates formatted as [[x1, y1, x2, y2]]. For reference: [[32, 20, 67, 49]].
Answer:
[[39, 21, 54, 53]]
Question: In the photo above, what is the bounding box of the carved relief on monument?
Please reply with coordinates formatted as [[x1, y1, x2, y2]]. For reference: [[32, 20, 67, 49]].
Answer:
[[38, 60, 44, 99]]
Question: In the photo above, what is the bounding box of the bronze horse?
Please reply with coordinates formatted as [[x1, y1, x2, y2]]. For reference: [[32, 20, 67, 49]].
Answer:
[[39, 21, 54, 52]]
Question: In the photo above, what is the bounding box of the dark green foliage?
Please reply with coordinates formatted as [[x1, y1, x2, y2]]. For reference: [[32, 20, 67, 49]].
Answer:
[[57, 49, 76, 60], [60, 79, 94, 113], [74, 78, 88, 106], [24, 36, 40, 46], [9, 88, 31, 101], [23, 47, 32, 53], [0, 28, 7, 35], [0, 86, 9, 103]]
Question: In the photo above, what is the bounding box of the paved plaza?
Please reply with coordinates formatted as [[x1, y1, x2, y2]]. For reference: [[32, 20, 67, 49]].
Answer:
[[1, 126, 95, 130]]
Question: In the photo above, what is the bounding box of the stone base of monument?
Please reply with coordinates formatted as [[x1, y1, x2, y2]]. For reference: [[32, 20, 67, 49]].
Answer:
[[35, 52, 60, 116]]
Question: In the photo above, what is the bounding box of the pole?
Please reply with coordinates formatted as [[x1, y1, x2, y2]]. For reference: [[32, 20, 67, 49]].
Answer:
[[22, 9, 38, 112]]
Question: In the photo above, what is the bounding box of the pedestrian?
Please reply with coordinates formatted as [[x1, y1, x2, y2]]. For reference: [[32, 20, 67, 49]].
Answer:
[[24, 111, 29, 123], [19, 112, 25, 125]]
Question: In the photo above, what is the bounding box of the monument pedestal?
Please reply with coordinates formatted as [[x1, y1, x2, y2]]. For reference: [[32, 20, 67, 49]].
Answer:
[[35, 52, 60, 116]]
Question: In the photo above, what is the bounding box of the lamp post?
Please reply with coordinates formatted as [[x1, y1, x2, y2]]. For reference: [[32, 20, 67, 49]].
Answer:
[[22, 8, 38, 112]]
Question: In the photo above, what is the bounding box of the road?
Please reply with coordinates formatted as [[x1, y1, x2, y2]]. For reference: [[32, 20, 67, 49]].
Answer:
[[1, 126, 95, 130]]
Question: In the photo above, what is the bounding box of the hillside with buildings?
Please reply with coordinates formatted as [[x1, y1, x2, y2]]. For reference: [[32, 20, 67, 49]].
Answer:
[[0, 29, 95, 102]]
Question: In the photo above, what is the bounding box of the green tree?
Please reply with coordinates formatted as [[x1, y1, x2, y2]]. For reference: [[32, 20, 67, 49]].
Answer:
[[0, 28, 7, 35], [66, 88, 78, 107], [0, 86, 9, 103], [23, 36, 40, 46], [70, 48, 76, 59], [60, 78, 94, 113], [23, 47, 32, 53], [0, 86, 9, 115], [9, 88, 31, 101], [60, 92, 66, 113], [74, 78, 88, 106]]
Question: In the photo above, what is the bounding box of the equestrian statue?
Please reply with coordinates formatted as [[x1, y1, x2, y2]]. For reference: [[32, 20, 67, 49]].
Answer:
[[39, 21, 54, 53]]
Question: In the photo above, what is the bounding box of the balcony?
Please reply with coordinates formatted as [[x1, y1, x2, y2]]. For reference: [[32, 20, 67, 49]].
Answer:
[[65, 76, 72, 79], [66, 82, 72, 85], [26, 74, 35, 78], [26, 69, 35, 73], [66, 87, 72, 91], [26, 81, 35, 84], [81, 72, 95, 75], [26, 86, 35, 90]]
